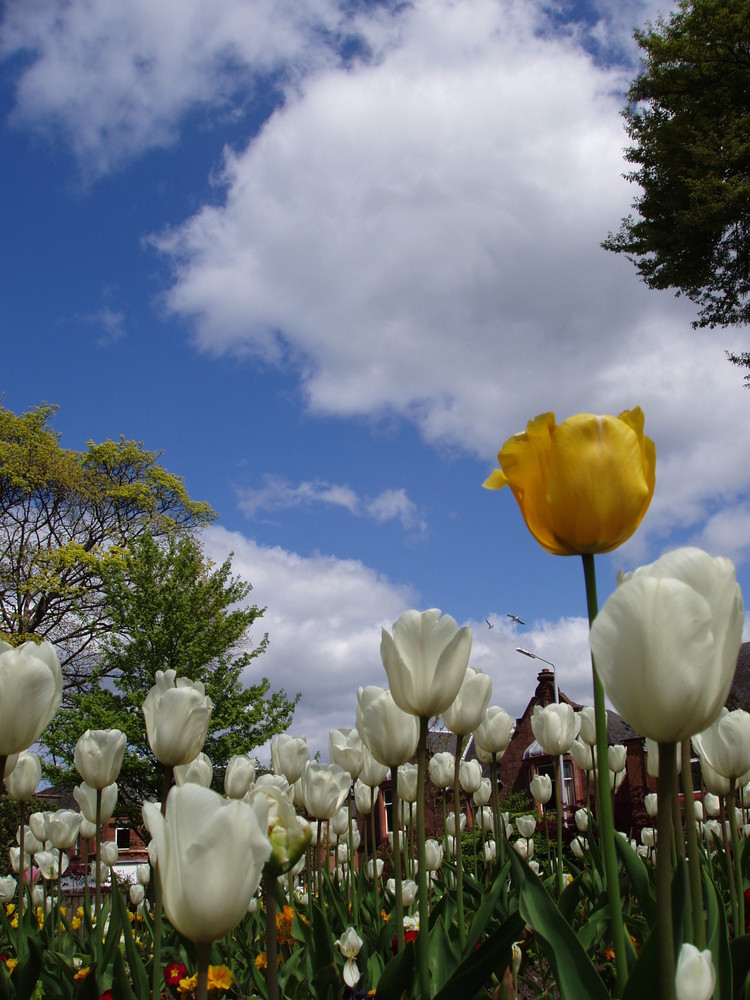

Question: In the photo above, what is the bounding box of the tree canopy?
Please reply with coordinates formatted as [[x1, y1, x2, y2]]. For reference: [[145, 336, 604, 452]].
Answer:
[[603, 0, 750, 340], [0, 403, 215, 683], [44, 531, 299, 827]]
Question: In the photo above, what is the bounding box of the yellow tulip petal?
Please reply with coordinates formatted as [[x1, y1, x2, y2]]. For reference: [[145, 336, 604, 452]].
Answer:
[[484, 407, 656, 556], [497, 413, 568, 555], [482, 468, 508, 490], [547, 414, 650, 554]]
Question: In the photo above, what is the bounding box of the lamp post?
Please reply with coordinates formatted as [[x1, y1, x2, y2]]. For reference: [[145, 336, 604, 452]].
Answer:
[[516, 647, 567, 827]]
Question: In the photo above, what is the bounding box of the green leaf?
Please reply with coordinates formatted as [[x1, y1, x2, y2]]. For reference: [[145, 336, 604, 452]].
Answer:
[[374, 938, 415, 1000], [509, 849, 609, 1000], [614, 832, 656, 927], [110, 949, 138, 1000], [109, 888, 149, 999], [704, 870, 732, 1000], [426, 916, 459, 993], [464, 860, 510, 955], [9, 934, 43, 1000], [730, 935, 750, 1000], [433, 910, 525, 1000]]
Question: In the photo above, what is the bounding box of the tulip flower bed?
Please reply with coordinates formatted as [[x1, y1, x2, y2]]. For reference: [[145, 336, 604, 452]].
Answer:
[[3, 405, 750, 1000]]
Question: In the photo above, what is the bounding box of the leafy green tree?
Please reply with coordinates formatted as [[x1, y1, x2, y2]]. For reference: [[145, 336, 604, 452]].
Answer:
[[0, 403, 215, 684], [603, 0, 750, 346], [44, 532, 299, 828]]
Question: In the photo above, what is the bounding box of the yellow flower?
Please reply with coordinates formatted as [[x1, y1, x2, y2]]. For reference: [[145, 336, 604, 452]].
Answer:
[[71, 917, 82, 931], [276, 905, 295, 946], [5, 905, 15, 917], [74, 967, 91, 981], [5, 958, 18, 973], [207, 965, 234, 991], [255, 953, 268, 971], [484, 408, 655, 556], [178, 972, 198, 995]]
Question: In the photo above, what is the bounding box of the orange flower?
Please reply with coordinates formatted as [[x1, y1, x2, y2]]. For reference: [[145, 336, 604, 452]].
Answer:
[[74, 967, 91, 981], [178, 972, 198, 996], [276, 905, 295, 946], [207, 965, 234, 991]]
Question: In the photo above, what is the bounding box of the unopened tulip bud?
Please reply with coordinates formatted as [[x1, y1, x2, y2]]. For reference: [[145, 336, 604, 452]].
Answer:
[[675, 943, 716, 1000]]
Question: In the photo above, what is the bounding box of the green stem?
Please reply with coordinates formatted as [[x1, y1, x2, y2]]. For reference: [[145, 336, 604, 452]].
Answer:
[[681, 739, 705, 949], [720, 796, 737, 928], [95, 788, 102, 919], [264, 876, 280, 1000], [347, 788, 358, 923], [195, 940, 211, 1000], [17, 805, 25, 961], [452, 734, 466, 954], [729, 778, 744, 936], [392, 767, 404, 953], [671, 754, 691, 945], [490, 757, 504, 869], [369, 790, 379, 915], [656, 741, 677, 1000], [151, 765, 172, 1000], [554, 758, 564, 897], [416, 716, 430, 999], [582, 553, 628, 994]]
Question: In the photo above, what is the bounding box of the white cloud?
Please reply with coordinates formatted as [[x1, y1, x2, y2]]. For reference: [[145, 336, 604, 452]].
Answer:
[[149, 0, 750, 560], [236, 475, 426, 535], [82, 307, 126, 346], [202, 524, 419, 760], [203, 525, 597, 758], [0, 0, 347, 176]]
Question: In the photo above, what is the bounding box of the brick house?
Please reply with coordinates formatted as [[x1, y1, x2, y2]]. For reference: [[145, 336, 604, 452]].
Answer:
[[498, 667, 647, 831]]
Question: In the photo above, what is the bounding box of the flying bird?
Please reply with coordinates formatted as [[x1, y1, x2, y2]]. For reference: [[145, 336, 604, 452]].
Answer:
[[485, 619, 494, 629], [507, 614, 525, 625]]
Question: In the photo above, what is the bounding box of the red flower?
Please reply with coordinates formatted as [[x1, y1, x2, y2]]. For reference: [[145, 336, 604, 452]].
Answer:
[[165, 963, 188, 986], [391, 929, 419, 955], [99, 992, 113, 1000]]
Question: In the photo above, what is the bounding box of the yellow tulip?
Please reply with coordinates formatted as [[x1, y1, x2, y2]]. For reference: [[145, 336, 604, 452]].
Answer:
[[483, 407, 655, 555]]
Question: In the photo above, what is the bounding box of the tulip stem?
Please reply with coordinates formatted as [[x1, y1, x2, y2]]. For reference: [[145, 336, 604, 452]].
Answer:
[[17, 805, 25, 962], [729, 778, 744, 935], [195, 941, 211, 1000], [264, 877, 280, 1000], [681, 739, 705, 949], [95, 788, 102, 919], [553, 757, 564, 898], [416, 716, 430, 999], [151, 764, 172, 1000], [490, 757, 504, 869], [582, 553, 628, 994], [452, 734, 466, 954], [719, 795, 737, 929], [656, 741, 677, 1000], [391, 767, 404, 953], [369, 790, 379, 915]]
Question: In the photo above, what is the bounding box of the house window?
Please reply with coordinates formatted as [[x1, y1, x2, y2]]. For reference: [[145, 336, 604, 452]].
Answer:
[[382, 786, 393, 836], [115, 827, 131, 851], [678, 757, 702, 797]]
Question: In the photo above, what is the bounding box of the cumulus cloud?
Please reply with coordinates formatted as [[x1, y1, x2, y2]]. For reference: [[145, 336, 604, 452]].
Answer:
[[0, 0, 347, 175], [202, 524, 419, 760], [236, 475, 426, 535], [203, 525, 597, 758], [146, 0, 750, 562]]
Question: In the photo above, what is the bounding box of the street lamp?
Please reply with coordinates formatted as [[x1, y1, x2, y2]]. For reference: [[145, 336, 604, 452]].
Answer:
[[516, 647, 567, 826]]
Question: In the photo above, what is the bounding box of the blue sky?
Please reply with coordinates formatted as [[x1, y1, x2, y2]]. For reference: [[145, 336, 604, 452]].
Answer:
[[2, 0, 749, 760]]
